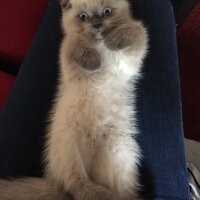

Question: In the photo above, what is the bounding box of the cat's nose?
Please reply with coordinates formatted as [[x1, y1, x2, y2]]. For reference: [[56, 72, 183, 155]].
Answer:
[[93, 23, 102, 29]]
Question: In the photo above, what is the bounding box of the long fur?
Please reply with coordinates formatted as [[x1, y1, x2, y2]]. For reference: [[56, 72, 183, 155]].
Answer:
[[0, 178, 67, 200], [0, 0, 148, 199]]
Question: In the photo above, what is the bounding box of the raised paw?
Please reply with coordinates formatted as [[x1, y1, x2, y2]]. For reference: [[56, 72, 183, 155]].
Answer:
[[104, 21, 147, 52], [104, 24, 134, 51], [73, 46, 101, 72]]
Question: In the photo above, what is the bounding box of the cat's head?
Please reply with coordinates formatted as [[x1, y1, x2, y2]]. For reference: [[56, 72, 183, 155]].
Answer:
[[60, 0, 131, 40]]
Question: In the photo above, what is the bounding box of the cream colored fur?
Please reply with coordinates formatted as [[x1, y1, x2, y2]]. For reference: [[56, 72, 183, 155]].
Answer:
[[0, 0, 148, 199]]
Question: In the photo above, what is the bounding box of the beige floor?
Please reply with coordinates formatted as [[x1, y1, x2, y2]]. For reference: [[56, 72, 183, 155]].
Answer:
[[185, 139, 200, 169]]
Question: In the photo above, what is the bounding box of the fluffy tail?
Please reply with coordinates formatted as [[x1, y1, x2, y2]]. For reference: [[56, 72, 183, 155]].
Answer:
[[0, 178, 69, 200]]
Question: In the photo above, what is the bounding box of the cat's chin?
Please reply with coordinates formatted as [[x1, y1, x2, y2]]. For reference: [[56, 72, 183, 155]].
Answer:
[[95, 32, 104, 40]]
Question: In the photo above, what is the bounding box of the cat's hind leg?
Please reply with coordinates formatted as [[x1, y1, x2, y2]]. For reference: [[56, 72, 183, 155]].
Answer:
[[91, 137, 141, 200], [46, 127, 117, 200]]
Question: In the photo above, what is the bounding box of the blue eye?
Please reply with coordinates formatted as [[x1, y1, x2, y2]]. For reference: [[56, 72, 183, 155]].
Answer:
[[79, 12, 88, 21], [103, 7, 112, 16]]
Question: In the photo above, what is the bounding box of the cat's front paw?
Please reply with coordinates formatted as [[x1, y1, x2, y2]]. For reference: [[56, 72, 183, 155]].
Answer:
[[104, 24, 134, 51], [73, 47, 101, 72], [104, 21, 147, 53]]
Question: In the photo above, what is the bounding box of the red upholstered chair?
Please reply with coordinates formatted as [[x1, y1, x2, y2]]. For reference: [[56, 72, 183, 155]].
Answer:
[[0, 71, 15, 109], [0, 0, 48, 110], [177, 1, 200, 142]]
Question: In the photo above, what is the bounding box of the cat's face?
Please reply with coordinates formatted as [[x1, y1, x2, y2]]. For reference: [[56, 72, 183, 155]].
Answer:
[[61, 0, 131, 40]]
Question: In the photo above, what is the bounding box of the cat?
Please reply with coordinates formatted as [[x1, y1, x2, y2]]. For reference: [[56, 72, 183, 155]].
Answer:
[[0, 0, 148, 199]]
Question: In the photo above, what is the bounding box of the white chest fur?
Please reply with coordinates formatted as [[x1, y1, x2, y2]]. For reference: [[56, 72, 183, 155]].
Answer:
[[97, 41, 141, 78]]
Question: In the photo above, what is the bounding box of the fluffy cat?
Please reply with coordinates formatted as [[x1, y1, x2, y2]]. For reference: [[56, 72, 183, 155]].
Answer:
[[0, 0, 148, 199]]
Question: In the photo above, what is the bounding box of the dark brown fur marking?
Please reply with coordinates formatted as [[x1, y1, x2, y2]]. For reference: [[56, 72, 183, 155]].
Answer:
[[71, 39, 101, 71], [104, 23, 135, 50], [60, 0, 72, 10], [104, 21, 147, 52]]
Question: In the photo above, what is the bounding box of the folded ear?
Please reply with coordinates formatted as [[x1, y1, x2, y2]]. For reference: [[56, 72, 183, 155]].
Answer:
[[59, 0, 71, 10]]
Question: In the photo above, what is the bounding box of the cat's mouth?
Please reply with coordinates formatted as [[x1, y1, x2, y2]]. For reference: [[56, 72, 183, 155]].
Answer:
[[90, 27, 105, 40], [95, 32, 104, 40]]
